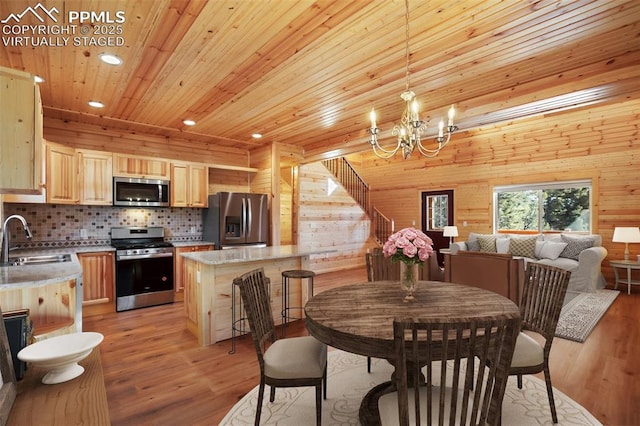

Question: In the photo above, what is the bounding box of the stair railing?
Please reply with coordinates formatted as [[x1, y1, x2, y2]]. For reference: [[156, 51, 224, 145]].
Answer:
[[322, 158, 370, 215], [322, 157, 393, 245]]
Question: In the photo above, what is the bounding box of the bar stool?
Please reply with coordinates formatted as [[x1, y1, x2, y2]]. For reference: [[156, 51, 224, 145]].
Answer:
[[281, 269, 315, 337]]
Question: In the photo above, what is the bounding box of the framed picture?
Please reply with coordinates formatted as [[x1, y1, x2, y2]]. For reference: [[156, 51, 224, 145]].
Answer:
[[0, 305, 17, 425]]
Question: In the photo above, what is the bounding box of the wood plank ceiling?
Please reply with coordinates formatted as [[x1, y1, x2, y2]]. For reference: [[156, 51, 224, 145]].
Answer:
[[1, 0, 638, 161]]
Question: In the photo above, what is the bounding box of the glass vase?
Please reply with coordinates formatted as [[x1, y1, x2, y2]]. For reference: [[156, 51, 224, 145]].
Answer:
[[400, 262, 418, 302]]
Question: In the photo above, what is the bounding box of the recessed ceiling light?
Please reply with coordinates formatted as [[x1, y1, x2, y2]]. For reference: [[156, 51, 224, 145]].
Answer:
[[88, 100, 104, 108], [252, 133, 263, 139], [99, 53, 122, 65], [34, 75, 44, 83], [183, 119, 196, 126]]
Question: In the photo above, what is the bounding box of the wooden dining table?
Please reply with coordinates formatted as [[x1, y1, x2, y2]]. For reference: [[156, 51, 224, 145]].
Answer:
[[304, 280, 521, 424]]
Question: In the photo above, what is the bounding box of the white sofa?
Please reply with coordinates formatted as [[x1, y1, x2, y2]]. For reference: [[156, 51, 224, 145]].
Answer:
[[450, 232, 608, 295]]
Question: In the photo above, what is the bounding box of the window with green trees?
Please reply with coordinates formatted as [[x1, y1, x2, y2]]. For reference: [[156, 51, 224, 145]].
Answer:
[[494, 181, 591, 233]]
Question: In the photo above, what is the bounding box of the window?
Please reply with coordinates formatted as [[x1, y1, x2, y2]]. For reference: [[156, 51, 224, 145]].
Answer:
[[494, 180, 592, 233]]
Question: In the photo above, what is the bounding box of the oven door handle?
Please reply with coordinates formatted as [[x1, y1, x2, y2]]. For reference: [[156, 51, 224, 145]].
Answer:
[[117, 252, 174, 261]]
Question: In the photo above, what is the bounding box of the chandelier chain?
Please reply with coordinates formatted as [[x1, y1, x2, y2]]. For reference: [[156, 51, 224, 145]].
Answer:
[[404, 0, 410, 92], [366, 0, 457, 159]]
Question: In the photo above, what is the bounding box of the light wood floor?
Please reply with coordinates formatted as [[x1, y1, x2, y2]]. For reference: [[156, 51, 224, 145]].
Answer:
[[84, 267, 640, 425]]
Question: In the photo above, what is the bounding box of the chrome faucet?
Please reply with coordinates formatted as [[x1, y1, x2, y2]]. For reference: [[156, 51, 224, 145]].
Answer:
[[1, 215, 33, 264]]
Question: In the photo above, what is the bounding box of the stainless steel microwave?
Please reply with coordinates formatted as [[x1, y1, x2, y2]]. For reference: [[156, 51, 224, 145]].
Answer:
[[113, 177, 170, 207]]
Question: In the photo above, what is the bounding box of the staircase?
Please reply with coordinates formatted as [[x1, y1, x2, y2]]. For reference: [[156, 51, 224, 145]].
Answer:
[[321, 157, 392, 245]]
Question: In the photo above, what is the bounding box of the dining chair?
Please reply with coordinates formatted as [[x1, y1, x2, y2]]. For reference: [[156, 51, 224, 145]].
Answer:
[[365, 249, 443, 372], [377, 315, 520, 426], [234, 267, 327, 426], [366, 248, 400, 282], [365, 248, 400, 373], [510, 262, 571, 424]]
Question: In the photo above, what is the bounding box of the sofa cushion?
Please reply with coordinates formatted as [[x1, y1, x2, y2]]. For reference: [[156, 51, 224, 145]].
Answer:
[[533, 257, 579, 272], [560, 234, 595, 260], [508, 236, 537, 258], [535, 240, 568, 260], [476, 235, 497, 253], [496, 238, 511, 253], [465, 239, 480, 252]]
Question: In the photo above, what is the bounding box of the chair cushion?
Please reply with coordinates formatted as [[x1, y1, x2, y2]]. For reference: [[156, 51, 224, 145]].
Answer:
[[511, 331, 544, 368], [264, 336, 327, 379]]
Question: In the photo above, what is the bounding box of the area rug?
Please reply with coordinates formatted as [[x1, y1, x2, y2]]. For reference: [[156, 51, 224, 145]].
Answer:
[[555, 289, 619, 343], [220, 349, 601, 425]]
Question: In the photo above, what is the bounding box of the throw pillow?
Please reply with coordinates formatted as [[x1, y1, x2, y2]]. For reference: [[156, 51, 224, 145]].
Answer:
[[496, 238, 511, 254], [534, 240, 545, 258], [559, 234, 595, 260], [538, 241, 568, 260], [477, 235, 497, 253], [509, 236, 537, 258], [466, 239, 481, 252]]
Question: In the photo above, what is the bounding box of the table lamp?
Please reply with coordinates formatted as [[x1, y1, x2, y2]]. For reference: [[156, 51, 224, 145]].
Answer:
[[612, 226, 640, 261], [443, 226, 459, 247]]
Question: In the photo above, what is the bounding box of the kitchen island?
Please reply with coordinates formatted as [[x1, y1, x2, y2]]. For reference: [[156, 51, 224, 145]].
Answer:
[[180, 245, 333, 346]]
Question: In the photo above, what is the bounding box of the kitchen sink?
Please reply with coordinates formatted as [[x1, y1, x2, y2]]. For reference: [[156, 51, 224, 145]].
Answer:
[[5, 253, 72, 266]]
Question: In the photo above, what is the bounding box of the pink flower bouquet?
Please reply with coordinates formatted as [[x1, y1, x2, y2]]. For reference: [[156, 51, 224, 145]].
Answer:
[[382, 227, 434, 265]]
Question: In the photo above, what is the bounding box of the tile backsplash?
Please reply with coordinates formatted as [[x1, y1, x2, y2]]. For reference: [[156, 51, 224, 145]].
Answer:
[[3, 204, 204, 249]]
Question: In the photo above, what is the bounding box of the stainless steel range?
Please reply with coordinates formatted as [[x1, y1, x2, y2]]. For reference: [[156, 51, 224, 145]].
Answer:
[[111, 227, 174, 312]]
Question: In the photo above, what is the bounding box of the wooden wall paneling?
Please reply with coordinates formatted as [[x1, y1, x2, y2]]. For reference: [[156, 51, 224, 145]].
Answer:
[[249, 145, 276, 244], [357, 100, 640, 285], [208, 169, 249, 194], [297, 163, 370, 273], [43, 118, 250, 168], [270, 144, 281, 246]]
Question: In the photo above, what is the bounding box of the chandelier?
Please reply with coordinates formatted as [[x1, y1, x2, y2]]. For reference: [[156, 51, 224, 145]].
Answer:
[[367, 0, 457, 160]]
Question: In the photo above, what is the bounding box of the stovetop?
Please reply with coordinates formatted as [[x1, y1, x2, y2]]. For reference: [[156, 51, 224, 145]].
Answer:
[[110, 226, 173, 250], [111, 240, 174, 250]]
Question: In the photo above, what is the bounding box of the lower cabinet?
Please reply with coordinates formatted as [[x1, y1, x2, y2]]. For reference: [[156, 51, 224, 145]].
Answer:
[[78, 251, 115, 317], [174, 245, 213, 301], [0, 278, 78, 340]]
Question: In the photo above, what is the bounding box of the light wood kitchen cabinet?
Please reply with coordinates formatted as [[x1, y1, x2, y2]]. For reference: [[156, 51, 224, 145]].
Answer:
[[78, 251, 115, 317], [78, 149, 113, 205], [0, 66, 43, 194], [0, 278, 78, 339], [47, 143, 113, 205], [174, 244, 213, 301], [46, 143, 78, 204], [113, 153, 170, 180], [171, 162, 208, 207]]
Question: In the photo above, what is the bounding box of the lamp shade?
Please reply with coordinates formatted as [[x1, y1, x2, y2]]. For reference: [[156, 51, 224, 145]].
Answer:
[[612, 227, 640, 243], [443, 226, 459, 238]]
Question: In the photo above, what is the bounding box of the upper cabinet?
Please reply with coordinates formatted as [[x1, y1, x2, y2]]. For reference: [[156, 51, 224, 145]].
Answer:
[[46, 143, 77, 204], [78, 150, 113, 205], [113, 153, 170, 180], [46, 143, 113, 205], [171, 162, 208, 207], [0, 66, 43, 194]]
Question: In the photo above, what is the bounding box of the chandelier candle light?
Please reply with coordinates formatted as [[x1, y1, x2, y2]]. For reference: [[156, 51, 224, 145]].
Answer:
[[383, 227, 434, 302], [367, 0, 457, 159]]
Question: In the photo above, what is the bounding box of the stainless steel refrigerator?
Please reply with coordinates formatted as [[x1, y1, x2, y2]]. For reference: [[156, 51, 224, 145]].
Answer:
[[202, 192, 269, 248]]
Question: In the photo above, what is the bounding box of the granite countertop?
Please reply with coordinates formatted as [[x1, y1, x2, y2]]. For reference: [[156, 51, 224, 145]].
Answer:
[[171, 241, 215, 248], [0, 246, 114, 288], [180, 245, 334, 266]]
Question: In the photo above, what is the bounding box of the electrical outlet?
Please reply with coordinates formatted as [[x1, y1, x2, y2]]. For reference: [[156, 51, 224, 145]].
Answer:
[[80, 229, 88, 239], [190, 226, 197, 234]]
